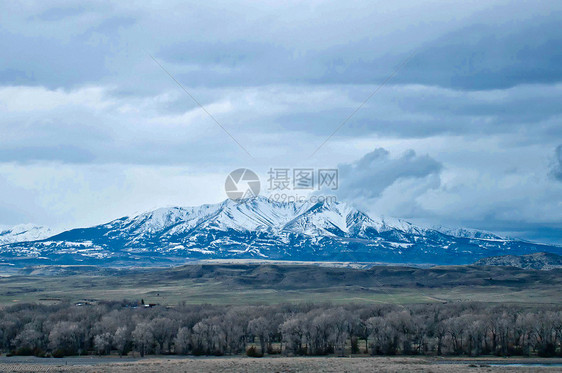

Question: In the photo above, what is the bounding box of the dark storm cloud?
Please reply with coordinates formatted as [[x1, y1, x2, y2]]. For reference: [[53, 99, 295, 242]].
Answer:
[[0, 1, 559, 91], [152, 7, 562, 90], [396, 17, 562, 90], [551, 145, 562, 181], [335, 148, 442, 200]]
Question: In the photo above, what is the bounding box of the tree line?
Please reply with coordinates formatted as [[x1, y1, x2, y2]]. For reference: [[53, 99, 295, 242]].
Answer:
[[0, 301, 561, 358]]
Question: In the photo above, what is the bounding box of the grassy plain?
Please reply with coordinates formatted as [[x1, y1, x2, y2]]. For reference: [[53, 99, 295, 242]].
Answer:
[[0, 263, 560, 306]]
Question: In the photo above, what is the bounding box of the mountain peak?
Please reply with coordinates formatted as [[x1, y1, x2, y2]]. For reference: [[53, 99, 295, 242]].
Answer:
[[1, 198, 561, 267], [0, 224, 53, 245]]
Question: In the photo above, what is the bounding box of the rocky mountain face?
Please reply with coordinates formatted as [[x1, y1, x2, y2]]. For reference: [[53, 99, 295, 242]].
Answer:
[[474, 252, 562, 270], [1, 197, 561, 267]]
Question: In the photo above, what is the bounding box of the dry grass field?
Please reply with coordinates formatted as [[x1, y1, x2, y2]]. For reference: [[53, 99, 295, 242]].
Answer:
[[1, 264, 561, 306], [1, 357, 562, 373]]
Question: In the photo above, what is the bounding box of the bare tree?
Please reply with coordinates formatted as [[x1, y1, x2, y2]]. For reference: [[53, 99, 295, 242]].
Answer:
[[174, 326, 191, 354], [13, 328, 44, 353], [132, 322, 154, 357], [93, 332, 112, 355], [48, 321, 83, 356], [248, 316, 271, 354], [113, 326, 130, 356], [0, 300, 561, 358], [150, 317, 177, 354]]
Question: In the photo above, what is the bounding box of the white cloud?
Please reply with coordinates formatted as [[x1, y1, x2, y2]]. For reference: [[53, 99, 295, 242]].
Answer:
[[0, 163, 227, 231]]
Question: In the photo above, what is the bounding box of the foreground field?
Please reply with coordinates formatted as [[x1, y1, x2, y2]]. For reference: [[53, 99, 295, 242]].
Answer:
[[0, 263, 561, 306], [1, 356, 562, 373]]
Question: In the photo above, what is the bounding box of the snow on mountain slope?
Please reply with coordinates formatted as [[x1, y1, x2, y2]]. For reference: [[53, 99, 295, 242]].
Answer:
[[431, 225, 504, 240], [0, 224, 53, 245], [1, 197, 560, 267]]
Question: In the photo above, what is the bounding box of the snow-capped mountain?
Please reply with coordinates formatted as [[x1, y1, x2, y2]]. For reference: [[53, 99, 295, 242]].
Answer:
[[0, 224, 52, 245], [1, 197, 560, 267]]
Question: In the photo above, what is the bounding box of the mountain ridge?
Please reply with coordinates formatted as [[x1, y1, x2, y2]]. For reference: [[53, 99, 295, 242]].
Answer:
[[1, 197, 560, 267], [474, 252, 562, 270]]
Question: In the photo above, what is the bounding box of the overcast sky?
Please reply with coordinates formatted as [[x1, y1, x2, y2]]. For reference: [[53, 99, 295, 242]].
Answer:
[[1, 0, 561, 243]]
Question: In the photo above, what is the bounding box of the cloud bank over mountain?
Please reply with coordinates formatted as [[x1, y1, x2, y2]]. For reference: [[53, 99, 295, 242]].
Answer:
[[1, 1, 561, 243]]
